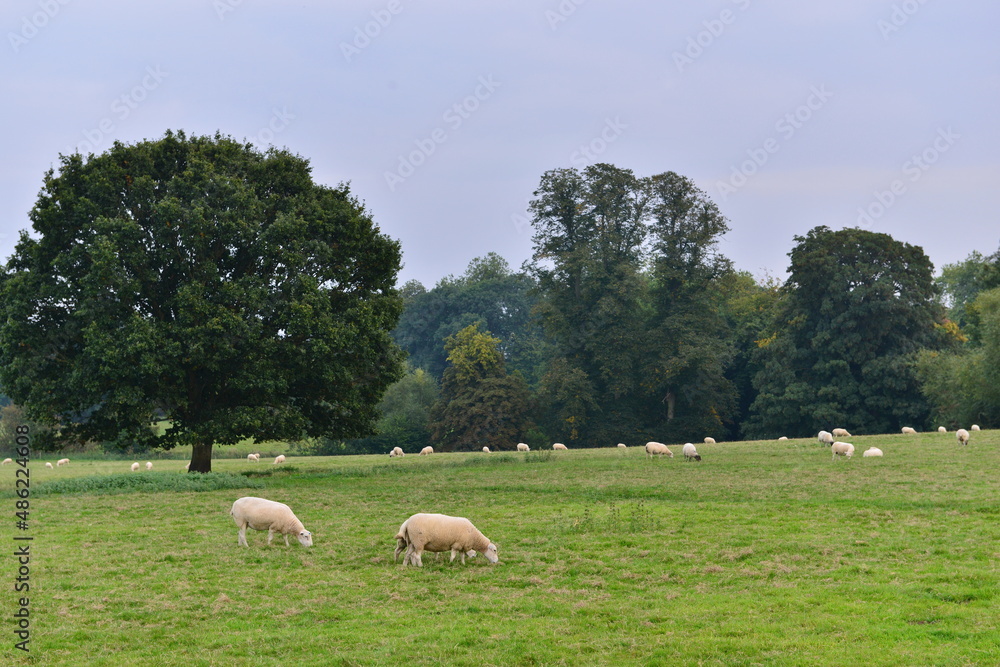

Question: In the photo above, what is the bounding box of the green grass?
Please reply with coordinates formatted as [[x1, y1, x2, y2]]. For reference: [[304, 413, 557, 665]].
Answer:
[[5, 431, 1000, 665]]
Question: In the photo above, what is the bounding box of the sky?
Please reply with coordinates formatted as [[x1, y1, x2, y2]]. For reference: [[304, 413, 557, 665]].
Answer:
[[1, 0, 998, 288]]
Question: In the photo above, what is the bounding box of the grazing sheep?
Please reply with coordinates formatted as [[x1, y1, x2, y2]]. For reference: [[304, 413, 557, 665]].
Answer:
[[937, 426, 947, 434], [57, 458, 69, 466], [703, 437, 716, 444], [45, 462, 53, 469], [971, 424, 981, 431], [389, 447, 404, 458], [617, 443, 627, 449], [273, 454, 286, 464], [778, 436, 788, 441], [832, 428, 851, 438], [131, 462, 140, 472], [956, 429, 970, 446], [145, 462, 153, 471], [1, 458, 12, 465], [862, 447, 883, 458], [831, 442, 855, 460], [818, 431, 834, 446], [645, 442, 673, 458], [230, 497, 313, 548], [482, 447, 490, 453], [901, 427, 917, 434], [419, 446, 434, 455], [682, 443, 701, 462], [398, 513, 498, 567], [393, 516, 475, 564], [516, 443, 529, 452], [553, 443, 568, 451], [247, 454, 259, 462]]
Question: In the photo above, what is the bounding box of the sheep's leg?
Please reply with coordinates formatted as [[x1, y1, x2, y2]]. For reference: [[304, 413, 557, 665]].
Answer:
[[284, 534, 290, 546], [238, 525, 248, 547], [267, 529, 275, 546]]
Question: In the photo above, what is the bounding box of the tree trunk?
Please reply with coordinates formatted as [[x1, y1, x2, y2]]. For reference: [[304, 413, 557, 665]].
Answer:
[[188, 442, 213, 473]]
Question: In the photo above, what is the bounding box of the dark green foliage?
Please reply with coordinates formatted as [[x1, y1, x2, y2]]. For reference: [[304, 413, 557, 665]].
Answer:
[[30, 471, 263, 496], [342, 366, 439, 455], [746, 226, 946, 438], [0, 131, 404, 471]]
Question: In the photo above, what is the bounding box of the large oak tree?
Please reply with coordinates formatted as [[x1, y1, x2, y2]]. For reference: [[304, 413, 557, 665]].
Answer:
[[0, 131, 404, 471]]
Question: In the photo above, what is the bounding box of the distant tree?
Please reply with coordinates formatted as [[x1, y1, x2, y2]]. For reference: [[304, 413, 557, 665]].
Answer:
[[344, 366, 438, 455], [746, 226, 946, 438], [427, 324, 533, 451], [0, 131, 404, 471]]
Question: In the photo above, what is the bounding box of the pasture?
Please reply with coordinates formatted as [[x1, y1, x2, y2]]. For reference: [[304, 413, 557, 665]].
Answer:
[[4, 431, 999, 665]]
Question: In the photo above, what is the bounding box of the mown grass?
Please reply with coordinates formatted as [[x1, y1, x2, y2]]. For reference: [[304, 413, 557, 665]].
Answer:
[[4, 431, 999, 665]]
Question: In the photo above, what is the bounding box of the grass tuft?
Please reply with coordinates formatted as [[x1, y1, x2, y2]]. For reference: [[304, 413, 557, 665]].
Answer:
[[30, 471, 264, 496]]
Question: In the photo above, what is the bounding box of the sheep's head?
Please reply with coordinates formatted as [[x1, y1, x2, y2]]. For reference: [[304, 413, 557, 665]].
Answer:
[[298, 530, 313, 547], [484, 543, 499, 564]]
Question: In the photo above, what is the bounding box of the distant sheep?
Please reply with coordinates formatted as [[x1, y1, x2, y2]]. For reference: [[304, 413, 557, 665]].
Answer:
[[645, 442, 673, 458], [818, 430, 834, 446], [617, 443, 627, 449], [778, 436, 788, 441], [956, 428, 970, 446], [397, 513, 498, 567], [273, 454, 286, 464], [57, 458, 69, 466], [901, 427, 917, 435], [703, 437, 716, 444], [831, 442, 855, 460], [230, 496, 312, 548], [937, 426, 947, 434], [482, 447, 490, 453], [389, 447, 404, 458], [553, 443, 568, 450], [516, 443, 529, 452], [45, 462, 53, 469], [419, 446, 433, 456], [682, 443, 701, 462], [1, 458, 12, 465], [131, 462, 140, 472], [971, 424, 980, 431], [247, 454, 259, 462], [862, 447, 883, 458], [832, 428, 851, 438], [145, 462, 153, 471]]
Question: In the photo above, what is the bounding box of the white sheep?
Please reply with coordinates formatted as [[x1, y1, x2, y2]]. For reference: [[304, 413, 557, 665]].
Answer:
[[937, 426, 947, 434], [273, 454, 286, 464], [230, 496, 313, 548], [956, 428, 970, 446], [778, 436, 788, 441], [482, 447, 490, 453], [131, 462, 140, 472], [392, 516, 475, 564], [831, 442, 855, 460], [247, 453, 259, 462], [682, 443, 701, 462], [419, 446, 434, 455], [45, 462, 53, 469], [57, 458, 69, 466], [617, 443, 627, 449], [862, 447, 883, 458], [971, 424, 980, 431], [645, 442, 673, 458], [832, 428, 851, 438], [516, 443, 529, 452], [389, 447, 404, 458], [1, 458, 12, 465], [818, 430, 834, 446], [145, 462, 153, 471], [901, 427, 917, 434], [703, 437, 716, 444], [397, 513, 498, 567], [553, 443, 568, 451]]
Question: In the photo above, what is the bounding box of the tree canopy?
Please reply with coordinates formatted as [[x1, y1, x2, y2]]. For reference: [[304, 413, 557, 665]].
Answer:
[[0, 131, 404, 471]]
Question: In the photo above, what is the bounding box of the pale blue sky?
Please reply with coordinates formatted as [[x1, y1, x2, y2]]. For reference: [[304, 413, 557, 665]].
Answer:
[[2, 1, 997, 287]]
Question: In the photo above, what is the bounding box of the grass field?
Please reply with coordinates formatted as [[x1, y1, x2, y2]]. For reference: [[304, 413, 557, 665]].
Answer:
[[4, 431, 999, 666]]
